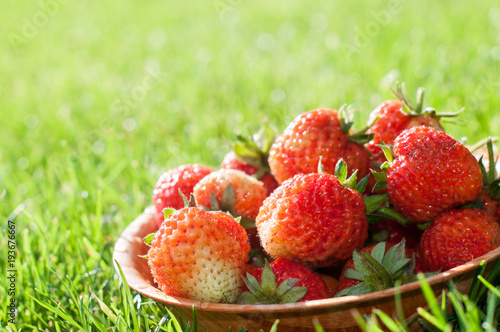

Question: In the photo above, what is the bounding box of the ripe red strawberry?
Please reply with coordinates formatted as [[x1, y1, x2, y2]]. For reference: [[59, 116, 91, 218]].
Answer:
[[420, 208, 500, 271], [384, 126, 483, 223], [335, 240, 428, 296], [365, 85, 446, 164], [238, 259, 328, 303], [147, 205, 250, 303], [193, 169, 267, 220], [221, 125, 279, 195], [256, 170, 368, 267], [153, 164, 214, 226], [364, 85, 448, 194], [221, 151, 278, 196], [268, 108, 371, 185]]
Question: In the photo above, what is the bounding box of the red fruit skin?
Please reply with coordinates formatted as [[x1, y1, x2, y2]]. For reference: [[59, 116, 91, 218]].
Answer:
[[153, 164, 214, 226], [317, 273, 339, 298], [268, 108, 369, 185], [243, 259, 328, 302], [420, 208, 500, 271], [193, 169, 267, 220], [148, 207, 250, 303], [221, 151, 258, 176], [474, 187, 499, 221], [271, 259, 328, 301], [387, 126, 483, 223], [366, 100, 409, 163], [370, 219, 423, 249], [221, 151, 279, 195], [256, 172, 368, 267]]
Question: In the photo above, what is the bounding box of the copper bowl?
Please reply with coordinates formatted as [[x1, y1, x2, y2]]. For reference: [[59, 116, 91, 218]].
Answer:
[[113, 207, 500, 331]]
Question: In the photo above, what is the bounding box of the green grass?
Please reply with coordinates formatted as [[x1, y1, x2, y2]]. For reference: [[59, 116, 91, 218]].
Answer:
[[1, 0, 500, 330]]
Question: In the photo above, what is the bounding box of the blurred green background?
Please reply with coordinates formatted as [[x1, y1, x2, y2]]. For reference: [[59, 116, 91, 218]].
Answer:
[[1, 0, 500, 329]]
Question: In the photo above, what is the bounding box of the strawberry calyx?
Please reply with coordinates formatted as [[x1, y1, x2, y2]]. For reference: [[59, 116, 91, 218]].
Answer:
[[333, 159, 369, 194], [335, 239, 433, 296], [339, 105, 374, 145], [391, 82, 461, 119], [236, 260, 308, 304], [477, 137, 500, 199], [233, 124, 276, 179], [204, 183, 256, 229]]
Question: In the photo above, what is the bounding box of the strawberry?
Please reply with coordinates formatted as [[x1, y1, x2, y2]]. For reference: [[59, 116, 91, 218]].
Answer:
[[147, 203, 250, 303], [381, 126, 483, 223], [256, 161, 368, 267], [420, 208, 500, 271], [221, 125, 279, 195], [237, 259, 328, 304], [335, 240, 430, 296], [365, 84, 446, 164], [268, 107, 371, 185], [369, 218, 423, 249], [153, 164, 214, 226], [364, 84, 454, 194], [221, 151, 278, 196], [193, 169, 267, 221], [317, 273, 339, 298]]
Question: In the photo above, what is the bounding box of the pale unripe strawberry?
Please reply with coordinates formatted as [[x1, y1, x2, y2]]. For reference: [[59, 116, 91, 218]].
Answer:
[[148, 207, 250, 303], [193, 169, 267, 220]]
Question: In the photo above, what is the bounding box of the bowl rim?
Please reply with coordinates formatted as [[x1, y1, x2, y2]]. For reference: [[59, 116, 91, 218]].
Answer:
[[113, 207, 500, 313]]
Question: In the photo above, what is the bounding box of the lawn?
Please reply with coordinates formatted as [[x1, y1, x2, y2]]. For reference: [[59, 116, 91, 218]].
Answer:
[[1, 0, 500, 330]]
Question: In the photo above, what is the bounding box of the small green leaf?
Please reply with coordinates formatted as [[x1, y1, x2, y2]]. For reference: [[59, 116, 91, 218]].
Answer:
[[275, 278, 299, 297], [334, 159, 348, 183], [356, 175, 369, 194], [317, 156, 325, 174], [144, 233, 156, 246], [260, 260, 277, 295], [488, 179, 500, 199], [138, 254, 149, 260], [280, 286, 308, 303], [210, 193, 220, 210], [375, 206, 411, 225], [370, 242, 386, 264], [343, 268, 365, 281], [352, 250, 372, 276], [377, 145, 394, 164], [220, 183, 236, 213], [238, 217, 256, 229], [371, 169, 387, 183], [242, 273, 263, 296], [367, 214, 387, 224], [236, 291, 258, 305], [345, 170, 359, 190], [163, 208, 175, 220], [364, 194, 388, 213], [178, 188, 189, 207], [349, 133, 375, 145], [335, 283, 373, 296]]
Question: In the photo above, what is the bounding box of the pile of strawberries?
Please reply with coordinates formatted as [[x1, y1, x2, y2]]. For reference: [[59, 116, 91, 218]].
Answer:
[[145, 84, 500, 304]]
